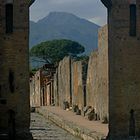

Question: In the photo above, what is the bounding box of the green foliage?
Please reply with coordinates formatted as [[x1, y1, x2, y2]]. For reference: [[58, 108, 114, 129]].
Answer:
[[30, 68, 38, 76], [75, 55, 89, 61], [30, 39, 85, 64]]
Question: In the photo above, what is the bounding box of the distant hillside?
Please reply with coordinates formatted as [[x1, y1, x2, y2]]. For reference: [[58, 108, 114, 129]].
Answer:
[[30, 12, 100, 54]]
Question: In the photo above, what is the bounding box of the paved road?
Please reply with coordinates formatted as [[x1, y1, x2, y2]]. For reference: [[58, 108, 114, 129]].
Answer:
[[30, 113, 81, 140]]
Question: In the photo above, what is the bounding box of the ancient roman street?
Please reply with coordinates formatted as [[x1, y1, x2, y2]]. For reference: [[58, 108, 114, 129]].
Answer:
[[30, 113, 81, 140], [0, 0, 140, 140]]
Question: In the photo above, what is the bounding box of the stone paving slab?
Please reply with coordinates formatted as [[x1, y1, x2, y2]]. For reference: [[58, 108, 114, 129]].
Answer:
[[30, 113, 81, 140], [36, 106, 108, 140]]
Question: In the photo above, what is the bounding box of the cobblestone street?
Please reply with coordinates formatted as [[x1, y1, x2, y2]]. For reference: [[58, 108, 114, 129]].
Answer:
[[30, 113, 81, 140]]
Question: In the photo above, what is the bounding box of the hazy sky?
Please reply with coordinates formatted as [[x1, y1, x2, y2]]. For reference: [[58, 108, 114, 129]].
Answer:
[[30, 0, 107, 26]]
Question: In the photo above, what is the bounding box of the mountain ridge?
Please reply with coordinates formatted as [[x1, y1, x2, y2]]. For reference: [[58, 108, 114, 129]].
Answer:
[[30, 11, 100, 54]]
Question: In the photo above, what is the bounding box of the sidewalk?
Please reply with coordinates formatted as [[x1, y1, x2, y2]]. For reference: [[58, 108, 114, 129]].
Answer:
[[36, 106, 108, 140]]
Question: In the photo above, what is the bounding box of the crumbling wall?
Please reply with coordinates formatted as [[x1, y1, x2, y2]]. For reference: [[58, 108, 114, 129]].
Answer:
[[86, 51, 98, 108], [86, 25, 108, 122], [53, 71, 59, 106], [30, 71, 41, 107], [97, 25, 108, 121], [72, 60, 88, 111], [30, 69, 56, 107], [57, 56, 72, 108], [46, 83, 51, 106], [30, 76, 35, 107], [72, 61, 83, 110], [30, 26, 108, 123]]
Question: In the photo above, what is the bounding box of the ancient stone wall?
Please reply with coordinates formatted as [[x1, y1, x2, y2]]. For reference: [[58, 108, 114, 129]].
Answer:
[[30, 26, 108, 125], [97, 25, 108, 121], [30, 70, 42, 107], [86, 51, 98, 108], [46, 83, 51, 106], [30, 76, 35, 107], [86, 25, 108, 122], [72, 61, 83, 110], [57, 56, 72, 108], [0, 0, 30, 131], [30, 70, 56, 107], [102, 0, 140, 138], [72, 60, 87, 111], [53, 71, 59, 106]]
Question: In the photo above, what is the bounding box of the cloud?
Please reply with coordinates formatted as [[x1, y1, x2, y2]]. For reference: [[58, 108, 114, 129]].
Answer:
[[30, 0, 107, 26]]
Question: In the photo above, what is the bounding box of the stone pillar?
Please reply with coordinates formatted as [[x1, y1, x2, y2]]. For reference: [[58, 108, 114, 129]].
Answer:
[[46, 83, 51, 106], [58, 57, 72, 109], [0, 0, 35, 138], [72, 60, 88, 111], [101, 0, 140, 139], [86, 51, 98, 108], [53, 71, 59, 106], [97, 25, 109, 122]]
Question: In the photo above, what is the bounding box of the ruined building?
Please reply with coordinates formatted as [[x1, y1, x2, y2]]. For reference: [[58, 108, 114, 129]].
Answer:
[[0, 0, 34, 138], [101, 0, 140, 139], [30, 64, 56, 107], [30, 25, 109, 123]]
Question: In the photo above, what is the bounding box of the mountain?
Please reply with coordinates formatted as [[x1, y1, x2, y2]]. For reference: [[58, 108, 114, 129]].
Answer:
[[30, 12, 100, 54]]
